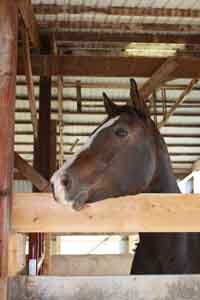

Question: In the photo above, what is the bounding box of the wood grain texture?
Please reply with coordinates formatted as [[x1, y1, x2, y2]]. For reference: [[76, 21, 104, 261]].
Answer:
[[12, 193, 200, 233]]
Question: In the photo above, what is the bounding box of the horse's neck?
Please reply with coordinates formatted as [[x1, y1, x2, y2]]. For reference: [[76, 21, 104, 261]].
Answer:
[[149, 137, 180, 193]]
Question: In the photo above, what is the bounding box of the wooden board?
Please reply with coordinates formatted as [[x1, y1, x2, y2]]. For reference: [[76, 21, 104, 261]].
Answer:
[[9, 275, 200, 300], [8, 234, 26, 276], [50, 254, 133, 276], [17, 0, 39, 48], [12, 193, 200, 233], [17, 54, 200, 78]]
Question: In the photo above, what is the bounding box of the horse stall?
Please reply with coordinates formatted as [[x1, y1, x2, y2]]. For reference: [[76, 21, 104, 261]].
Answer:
[[2, 0, 200, 300]]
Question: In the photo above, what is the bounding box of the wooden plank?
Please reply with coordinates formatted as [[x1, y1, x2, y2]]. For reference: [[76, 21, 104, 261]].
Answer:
[[0, 1, 17, 299], [158, 78, 198, 128], [8, 234, 26, 276], [9, 275, 200, 300], [33, 5, 200, 18], [50, 254, 133, 276], [55, 31, 200, 44], [39, 20, 200, 33], [12, 193, 200, 233], [21, 28, 38, 139], [17, 0, 39, 48], [139, 57, 179, 99], [17, 55, 200, 78], [14, 152, 50, 192]]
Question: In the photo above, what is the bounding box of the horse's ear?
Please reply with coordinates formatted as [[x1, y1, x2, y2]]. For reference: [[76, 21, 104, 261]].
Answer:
[[103, 92, 118, 116], [129, 78, 149, 117]]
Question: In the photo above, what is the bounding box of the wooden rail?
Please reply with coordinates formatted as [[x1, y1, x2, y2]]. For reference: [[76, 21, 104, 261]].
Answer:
[[12, 193, 200, 233]]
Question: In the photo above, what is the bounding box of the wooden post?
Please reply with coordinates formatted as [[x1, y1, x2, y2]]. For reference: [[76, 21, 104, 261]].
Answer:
[[32, 34, 53, 275], [0, 1, 17, 299]]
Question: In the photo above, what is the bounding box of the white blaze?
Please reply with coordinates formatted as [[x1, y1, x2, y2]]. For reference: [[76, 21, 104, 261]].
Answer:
[[51, 116, 120, 182]]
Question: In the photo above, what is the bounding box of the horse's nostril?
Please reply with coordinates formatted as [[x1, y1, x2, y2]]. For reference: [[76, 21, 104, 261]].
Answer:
[[61, 175, 72, 190]]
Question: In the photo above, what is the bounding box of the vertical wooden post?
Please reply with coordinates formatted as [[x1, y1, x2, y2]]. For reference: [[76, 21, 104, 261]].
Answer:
[[0, 0, 17, 298], [31, 34, 53, 275], [43, 120, 57, 275]]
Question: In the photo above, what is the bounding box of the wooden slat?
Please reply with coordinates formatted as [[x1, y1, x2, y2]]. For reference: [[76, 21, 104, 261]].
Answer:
[[17, 0, 39, 48], [9, 275, 200, 300], [21, 28, 38, 139], [12, 193, 200, 233], [139, 57, 178, 99], [14, 152, 50, 192], [17, 55, 200, 78]]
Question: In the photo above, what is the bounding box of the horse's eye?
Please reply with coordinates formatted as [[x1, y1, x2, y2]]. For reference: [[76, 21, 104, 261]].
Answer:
[[114, 127, 128, 137]]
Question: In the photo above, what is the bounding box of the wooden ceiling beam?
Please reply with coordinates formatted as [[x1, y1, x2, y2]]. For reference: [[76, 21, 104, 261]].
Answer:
[[33, 4, 200, 18], [139, 57, 179, 99], [55, 32, 200, 45], [17, 55, 200, 78], [17, 0, 40, 48], [39, 20, 200, 34]]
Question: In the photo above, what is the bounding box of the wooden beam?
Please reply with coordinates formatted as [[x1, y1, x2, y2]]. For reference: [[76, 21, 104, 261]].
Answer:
[[9, 275, 200, 300], [55, 31, 200, 45], [50, 255, 133, 276], [0, 1, 17, 299], [12, 193, 200, 233], [39, 20, 200, 34], [139, 57, 179, 99], [158, 78, 198, 128], [17, 55, 200, 78], [21, 27, 38, 139], [17, 0, 40, 48], [33, 4, 200, 18], [8, 233, 26, 276], [14, 152, 50, 192]]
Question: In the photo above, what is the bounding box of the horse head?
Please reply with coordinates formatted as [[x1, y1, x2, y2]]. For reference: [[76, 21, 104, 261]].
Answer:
[[51, 79, 178, 210]]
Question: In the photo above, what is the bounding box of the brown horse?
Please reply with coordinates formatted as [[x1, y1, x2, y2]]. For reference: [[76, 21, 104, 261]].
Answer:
[[51, 79, 200, 274]]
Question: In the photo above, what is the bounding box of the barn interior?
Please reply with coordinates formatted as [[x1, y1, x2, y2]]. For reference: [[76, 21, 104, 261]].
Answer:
[[1, 0, 200, 299]]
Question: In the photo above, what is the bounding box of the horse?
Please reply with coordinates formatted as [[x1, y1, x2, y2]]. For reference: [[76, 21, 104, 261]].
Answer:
[[51, 79, 200, 274]]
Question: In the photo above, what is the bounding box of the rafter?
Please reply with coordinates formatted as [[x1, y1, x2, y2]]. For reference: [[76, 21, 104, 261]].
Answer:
[[139, 57, 179, 99], [17, 55, 200, 78], [18, 0, 40, 48]]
